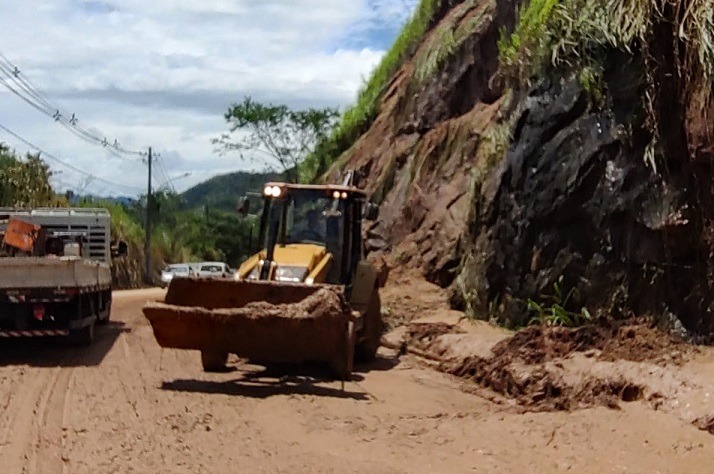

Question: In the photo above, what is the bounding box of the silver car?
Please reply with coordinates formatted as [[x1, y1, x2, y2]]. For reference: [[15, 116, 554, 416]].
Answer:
[[160, 263, 193, 288]]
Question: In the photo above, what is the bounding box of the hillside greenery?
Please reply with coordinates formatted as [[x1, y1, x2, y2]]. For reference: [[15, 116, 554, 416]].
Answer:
[[87, 190, 260, 275], [301, 0, 444, 182], [181, 170, 282, 212]]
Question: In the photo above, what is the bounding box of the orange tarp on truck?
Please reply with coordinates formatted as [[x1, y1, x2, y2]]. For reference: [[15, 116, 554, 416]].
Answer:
[[2, 218, 41, 253]]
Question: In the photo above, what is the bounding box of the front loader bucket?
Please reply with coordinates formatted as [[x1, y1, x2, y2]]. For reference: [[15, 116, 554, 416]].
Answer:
[[142, 278, 355, 378]]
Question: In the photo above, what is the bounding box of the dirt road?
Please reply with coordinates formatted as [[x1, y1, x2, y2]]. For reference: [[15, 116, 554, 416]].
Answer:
[[1, 288, 713, 473]]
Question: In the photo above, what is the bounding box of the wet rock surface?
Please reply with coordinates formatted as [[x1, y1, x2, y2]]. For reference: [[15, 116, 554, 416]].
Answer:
[[454, 69, 714, 333]]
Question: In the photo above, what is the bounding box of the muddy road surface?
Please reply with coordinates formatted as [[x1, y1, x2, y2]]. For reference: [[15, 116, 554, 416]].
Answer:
[[1, 288, 713, 473]]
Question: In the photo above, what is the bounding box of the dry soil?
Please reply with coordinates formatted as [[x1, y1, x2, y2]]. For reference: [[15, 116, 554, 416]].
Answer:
[[1, 284, 714, 473]]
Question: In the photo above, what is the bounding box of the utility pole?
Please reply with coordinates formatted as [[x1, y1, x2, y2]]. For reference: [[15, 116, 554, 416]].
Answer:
[[145, 147, 152, 285]]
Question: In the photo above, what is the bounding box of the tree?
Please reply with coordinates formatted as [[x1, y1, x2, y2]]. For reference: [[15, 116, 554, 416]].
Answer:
[[213, 97, 339, 183], [0, 144, 56, 207]]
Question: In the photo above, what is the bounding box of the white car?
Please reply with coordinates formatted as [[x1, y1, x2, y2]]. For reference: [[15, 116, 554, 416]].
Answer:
[[196, 262, 234, 279], [160, 263, 193, 288]]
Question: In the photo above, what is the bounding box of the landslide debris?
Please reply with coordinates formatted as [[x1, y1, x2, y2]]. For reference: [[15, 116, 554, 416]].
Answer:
[[398, 319, 694, 411]]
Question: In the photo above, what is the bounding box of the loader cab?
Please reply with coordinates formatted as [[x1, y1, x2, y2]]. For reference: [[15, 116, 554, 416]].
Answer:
[[246, 183, 374, 286]]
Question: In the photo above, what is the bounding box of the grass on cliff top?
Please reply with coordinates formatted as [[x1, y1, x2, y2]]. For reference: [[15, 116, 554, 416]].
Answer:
[[300, 0, 443, 182], [499, 0, 714, 171], [500, 0, 714, 89]]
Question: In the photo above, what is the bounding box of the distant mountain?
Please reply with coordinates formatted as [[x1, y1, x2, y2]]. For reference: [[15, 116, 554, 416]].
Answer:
[[69, 194, 137, 206], [180, 170, 283, 211]]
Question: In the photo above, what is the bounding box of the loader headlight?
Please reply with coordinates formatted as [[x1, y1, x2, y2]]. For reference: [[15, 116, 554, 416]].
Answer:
[[263, 185, 283, 198], [274, 266, 308, 283]]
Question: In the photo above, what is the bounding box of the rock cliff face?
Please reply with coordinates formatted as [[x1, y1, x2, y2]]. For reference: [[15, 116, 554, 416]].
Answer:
[[330, 0, 519, 286], [331, 0, 714, 335]]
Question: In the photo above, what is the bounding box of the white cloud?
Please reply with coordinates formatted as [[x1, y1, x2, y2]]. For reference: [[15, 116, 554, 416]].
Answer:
[[0, 0, 414, 196]]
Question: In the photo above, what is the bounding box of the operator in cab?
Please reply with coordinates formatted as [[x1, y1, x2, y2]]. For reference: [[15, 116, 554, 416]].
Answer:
[[289, 209, 325, 244]]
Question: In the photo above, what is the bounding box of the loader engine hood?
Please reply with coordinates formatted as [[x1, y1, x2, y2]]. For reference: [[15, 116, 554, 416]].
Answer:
[[242, 244, 331, 284]]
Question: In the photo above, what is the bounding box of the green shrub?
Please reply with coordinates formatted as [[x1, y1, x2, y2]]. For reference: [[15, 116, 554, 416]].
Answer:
[[527, 276, 591, 327]]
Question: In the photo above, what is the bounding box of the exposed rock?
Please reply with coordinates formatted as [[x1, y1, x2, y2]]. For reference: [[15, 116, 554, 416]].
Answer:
[[331, 0, 518, 287], [332, 0, 714, 335]]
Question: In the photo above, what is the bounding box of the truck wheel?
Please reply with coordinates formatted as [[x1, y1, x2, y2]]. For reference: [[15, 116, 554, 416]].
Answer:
[[70, 321, 95, 346], [201, 351, 229, 372], [97, 302, 111, 325], [355, 290, 383, 363]]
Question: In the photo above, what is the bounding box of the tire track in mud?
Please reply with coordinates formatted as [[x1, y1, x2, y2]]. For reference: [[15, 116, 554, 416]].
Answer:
[[0, 343, 89, 474], [116, 332, 155, 420], [0, 364, 66, 474], [34, 366, 74, 474], [0, 367, 25, 446]]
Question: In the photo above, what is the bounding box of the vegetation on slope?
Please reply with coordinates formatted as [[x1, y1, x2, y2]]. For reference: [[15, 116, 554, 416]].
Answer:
[[498, 0, 714, 168], [500, 0, 714, 85], [411, 0, 490, 84], [181, 170, 282, 212], [301, 0, 445, 182]]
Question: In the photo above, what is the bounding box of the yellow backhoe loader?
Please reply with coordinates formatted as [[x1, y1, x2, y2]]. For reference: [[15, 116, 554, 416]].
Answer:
[[142, 172, 383, 379]]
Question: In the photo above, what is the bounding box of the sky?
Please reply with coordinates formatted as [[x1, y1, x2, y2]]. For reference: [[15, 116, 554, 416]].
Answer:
[[0, 0, 417, 197]]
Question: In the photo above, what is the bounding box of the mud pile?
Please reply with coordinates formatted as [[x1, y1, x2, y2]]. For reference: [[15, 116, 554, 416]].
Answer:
[[479, 321, 691, 366], [403, 320, 694, 411]]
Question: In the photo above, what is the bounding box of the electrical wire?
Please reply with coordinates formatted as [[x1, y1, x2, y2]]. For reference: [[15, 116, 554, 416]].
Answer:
[[0, 53, 145, 158], [0, 122, 144, 193], [154, 155, 176, 193]]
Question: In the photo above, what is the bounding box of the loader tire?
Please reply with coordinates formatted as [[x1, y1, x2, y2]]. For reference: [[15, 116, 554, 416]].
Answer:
[[355, 291, 383, 363], [201, 351, 229, 372]]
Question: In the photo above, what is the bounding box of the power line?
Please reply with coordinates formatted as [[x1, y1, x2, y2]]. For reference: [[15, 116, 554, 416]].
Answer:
[[0, 69, 136, 162], [49, 175, 79, 192], [46, 165, 125, 198], [0, 122, 143, 192], [0, 53, 145, 158], [154, 155, 176, 193]]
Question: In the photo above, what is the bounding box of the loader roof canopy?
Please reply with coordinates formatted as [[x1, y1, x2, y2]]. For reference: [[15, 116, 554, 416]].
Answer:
[[262, 182, 367, 199]]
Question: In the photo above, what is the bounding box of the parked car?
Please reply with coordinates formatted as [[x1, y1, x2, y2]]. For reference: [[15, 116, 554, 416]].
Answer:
[[160, 263, 193, 288], [195, 262, 234, 279]]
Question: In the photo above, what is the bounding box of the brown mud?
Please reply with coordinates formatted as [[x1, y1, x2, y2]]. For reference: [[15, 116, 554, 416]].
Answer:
[[2, 285, 714, 472], [442, 321, 693, 411], [380, 268, 714, 435]]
